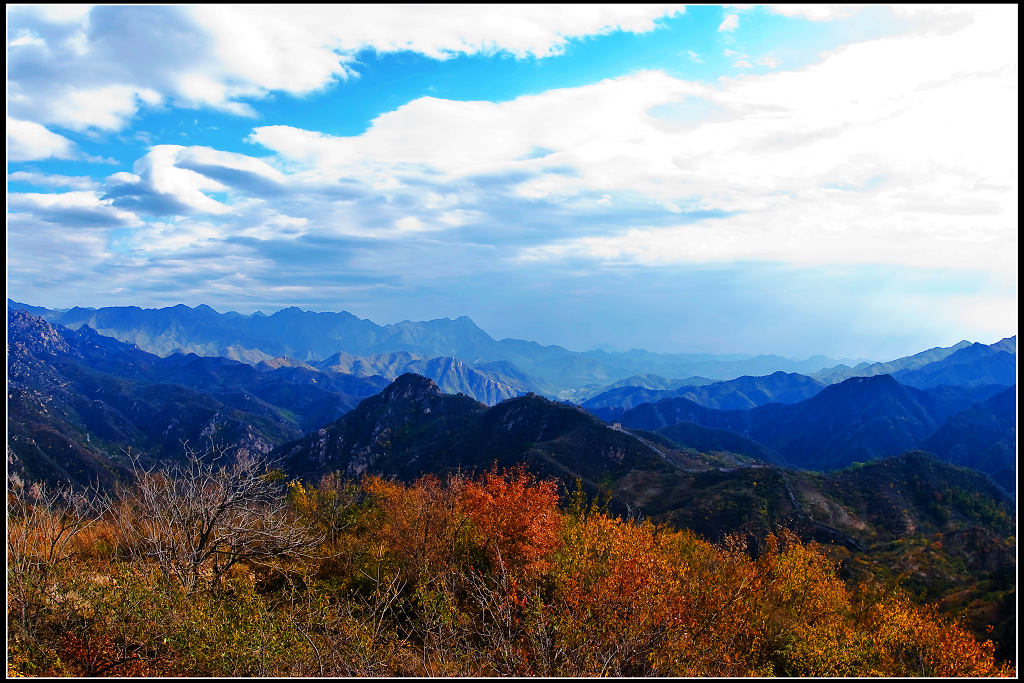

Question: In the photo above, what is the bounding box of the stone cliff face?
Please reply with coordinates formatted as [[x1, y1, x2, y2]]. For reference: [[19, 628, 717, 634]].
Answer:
[[312, 352, 520, 405], [408, 356, 519, 405], [8, 309, 74, 358]]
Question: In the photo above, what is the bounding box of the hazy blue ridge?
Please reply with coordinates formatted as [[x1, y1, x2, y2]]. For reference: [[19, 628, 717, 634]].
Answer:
[[9, 301, 873, 393], [892, 343, 1016, 388], [618, 373, 1016, 482]]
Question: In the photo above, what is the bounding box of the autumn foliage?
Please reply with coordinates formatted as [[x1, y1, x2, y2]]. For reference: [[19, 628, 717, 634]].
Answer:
[[7, 460, 1014, 677]]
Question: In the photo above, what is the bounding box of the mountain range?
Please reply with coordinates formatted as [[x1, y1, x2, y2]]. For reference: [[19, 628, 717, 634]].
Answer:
[[9, 300, 873, 394], [584, 338, 1014, 417], [8, 306, 1016, 492], [274, 372, 705, 507], [263, 371, 1015, 659], [6, 304, 1017, 660], [7, 310, 530, 486], [619, 374, 1015, 492], [584, 370, 828, 421], [269, 371, 1014, 541]]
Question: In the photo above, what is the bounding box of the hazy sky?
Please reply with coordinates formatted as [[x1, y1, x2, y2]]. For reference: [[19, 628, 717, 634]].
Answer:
[[6, 5, 1018, 359]]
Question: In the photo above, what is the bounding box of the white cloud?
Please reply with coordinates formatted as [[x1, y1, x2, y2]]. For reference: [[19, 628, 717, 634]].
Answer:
[[8, 190, 143, 228], [766, 5, 862, 22], [193, 5, 687, 61], [33, 4, 93, 23], [249, 71, 703, 189], [131, 218, 225, 253], [107, 171, 142, 185], [727, 51, 780, 70], [517, 186, 1016, 278], [7, 171, 99, 190], [134, 146, 232, 214], [101, 145, 292, 216], [7, 5, 686, 133], [172, 145, 288, 187], [718, 14, 739, 32], [61, 85, 163, 132], [238, 6, 1017, 280], [6, 118, 79, 161], [395, 216, 430, 232], [8, 30, 45, 48], [10, 5, 1015, 309]]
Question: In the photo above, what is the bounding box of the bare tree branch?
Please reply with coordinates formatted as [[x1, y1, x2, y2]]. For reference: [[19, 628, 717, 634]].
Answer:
[[114, 444, 322, 592]]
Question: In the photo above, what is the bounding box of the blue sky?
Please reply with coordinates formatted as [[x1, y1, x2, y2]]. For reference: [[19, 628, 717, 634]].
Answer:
[[6, 5, 1018, 359]]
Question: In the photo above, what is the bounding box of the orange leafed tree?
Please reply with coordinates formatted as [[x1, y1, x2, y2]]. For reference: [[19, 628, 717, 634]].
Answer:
[[461, 465, 562, 577]]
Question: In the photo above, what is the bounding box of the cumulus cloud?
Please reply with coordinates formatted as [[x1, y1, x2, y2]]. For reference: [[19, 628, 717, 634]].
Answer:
[[7, 5, 686, 133], [14, 6, 1013, 279], [6, 118, 79, 161], [193, 5, 686, 74], [102, 145, 290, 216], [7, 191, 143, 229], [233, 6, 1015, 282], [248, 71, 704, 194]]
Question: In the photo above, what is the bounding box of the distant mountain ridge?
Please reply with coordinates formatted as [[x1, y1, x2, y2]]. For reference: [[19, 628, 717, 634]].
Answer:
[[313, 351, 523, 403], [892, 342, 1016, 388], [8, 300, 871, 393], [580, 336, 1014, 418], [584, 370, 826, 421], [812, 338, 1014, 383], [619, 373, 1015, 492], [918, 386, 1016, 491]]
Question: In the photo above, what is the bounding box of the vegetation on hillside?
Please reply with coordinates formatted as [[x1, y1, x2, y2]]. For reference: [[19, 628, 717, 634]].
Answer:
[[7, 453, 1013, 677]]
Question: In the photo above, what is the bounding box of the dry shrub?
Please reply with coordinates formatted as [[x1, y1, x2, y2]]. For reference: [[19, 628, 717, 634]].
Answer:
[[113, 448, 322, 591]]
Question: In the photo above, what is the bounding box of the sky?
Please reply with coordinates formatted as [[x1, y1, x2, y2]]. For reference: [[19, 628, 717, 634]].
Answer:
[[6, 4, 1018, 360]]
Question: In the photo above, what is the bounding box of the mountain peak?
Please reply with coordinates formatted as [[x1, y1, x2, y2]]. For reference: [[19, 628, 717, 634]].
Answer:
[[841, 373, 899, 386], [8, 309, 72, 357], [380, 372, 443, 401], [826, 373, 903, 396]]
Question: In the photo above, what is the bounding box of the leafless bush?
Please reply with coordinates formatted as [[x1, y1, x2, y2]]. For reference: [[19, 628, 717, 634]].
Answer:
[[464, 547, 558, 676], [115, 445, 322, 592], [7, 475, 107, 621], [8, 474, 110, 676]]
